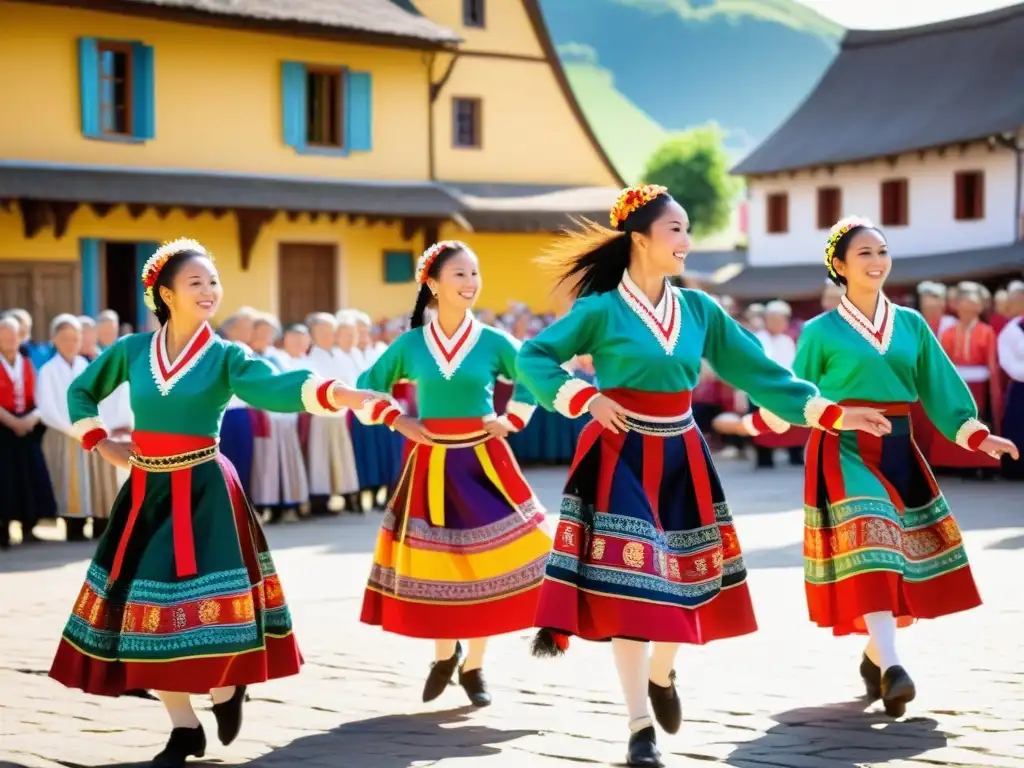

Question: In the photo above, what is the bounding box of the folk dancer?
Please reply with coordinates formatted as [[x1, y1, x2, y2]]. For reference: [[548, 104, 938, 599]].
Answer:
[[250, 314, 311, 522], [47, 239, 374, 768], [35, 315, 106, 541], [354, 241, 552, 708], [997, 281, 1024, 479], [305, 312, 360, 514], [726, 217, 1018, 717], [0, 315, 55, 549], [517, 187, 890, 768], [930, 282, 1003, 474]]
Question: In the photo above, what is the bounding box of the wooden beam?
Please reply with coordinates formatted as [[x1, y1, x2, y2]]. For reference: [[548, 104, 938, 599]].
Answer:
[[429, 52, 461, 102], [126, 203, 148, 219], [235, 208, 275, 271], [89, 202, 115, 218], [50, 201, 80, 238], [154, 205, 173, 219], [16, 199, 50, 238]]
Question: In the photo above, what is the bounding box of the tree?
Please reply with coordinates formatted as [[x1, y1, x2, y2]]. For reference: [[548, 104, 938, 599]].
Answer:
[[641, 124, 738, 241]]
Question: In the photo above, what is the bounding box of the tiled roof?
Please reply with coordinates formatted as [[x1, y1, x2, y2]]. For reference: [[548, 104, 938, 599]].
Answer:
[[732, 3, 1024, 175]]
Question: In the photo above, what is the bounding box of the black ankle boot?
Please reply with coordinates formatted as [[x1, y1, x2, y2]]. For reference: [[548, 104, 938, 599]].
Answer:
[[881, 665, 916, 717], [458, 667, 492, 708], [422, 642, 462, 702], [860, 654, 882, 700], [152, 725, 206, 768], [648, 670, 681, 734], [626, 726, 662, 767], [212, 684, 247, 745]]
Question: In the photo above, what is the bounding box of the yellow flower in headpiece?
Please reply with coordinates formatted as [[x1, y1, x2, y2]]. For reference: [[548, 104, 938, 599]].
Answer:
[[609, 185, 668, 229], [823, 216, 873, 278], [140, 238, 213, 312]]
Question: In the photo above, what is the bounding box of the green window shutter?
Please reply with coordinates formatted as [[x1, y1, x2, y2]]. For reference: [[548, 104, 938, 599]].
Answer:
[[383, 250, 414, 284]]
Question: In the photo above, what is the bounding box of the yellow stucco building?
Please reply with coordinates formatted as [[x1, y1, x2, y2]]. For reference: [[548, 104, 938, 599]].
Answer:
[[0, 0, 622, 337]]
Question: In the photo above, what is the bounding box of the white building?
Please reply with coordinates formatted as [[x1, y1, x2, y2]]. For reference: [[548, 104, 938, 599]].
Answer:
[[723, 3, 1024, 300]]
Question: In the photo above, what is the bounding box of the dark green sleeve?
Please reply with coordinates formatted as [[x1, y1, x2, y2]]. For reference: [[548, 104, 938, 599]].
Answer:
[[354, 334, 407, 427], [68, 336, 130, 447], [226, 343, 336, 415]]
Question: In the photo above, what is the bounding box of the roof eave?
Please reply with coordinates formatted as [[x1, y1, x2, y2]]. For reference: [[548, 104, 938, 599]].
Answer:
[[24, 0, 462, 51]]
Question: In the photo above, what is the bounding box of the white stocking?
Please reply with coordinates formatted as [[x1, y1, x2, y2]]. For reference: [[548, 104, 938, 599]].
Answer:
[[463, 637, 488, 672], [612, 638, 652, 732], [155, 690, 200, 729], [649, 642, 679, 687], [862, 611, 900, 672], [434, 639, 458, 662]]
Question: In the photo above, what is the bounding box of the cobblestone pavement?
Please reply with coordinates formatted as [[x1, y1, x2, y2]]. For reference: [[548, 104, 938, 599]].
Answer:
[[2, 458, 1022, 768]]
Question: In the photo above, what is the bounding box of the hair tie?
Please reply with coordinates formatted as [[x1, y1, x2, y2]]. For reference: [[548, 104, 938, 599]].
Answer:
[[415, 240, 473, 284], [609, 184, 668, 230], [141, 238, 213, 311], [823, 216, 873, 279]]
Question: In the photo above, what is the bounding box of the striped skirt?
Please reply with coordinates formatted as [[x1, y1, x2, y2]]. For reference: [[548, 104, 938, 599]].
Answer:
[[537, 389, 757, 645], [361, 418, 551, 638], [804, 401, 982, 636]]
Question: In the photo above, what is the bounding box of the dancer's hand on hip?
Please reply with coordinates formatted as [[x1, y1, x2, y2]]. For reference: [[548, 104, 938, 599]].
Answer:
[[96, 438, 135, 471], [483, 419, 510, 439], [978, 435, 1019, 461], [839, 407, 892, 437], [393, 415, 434, 445], [588, 395, 630, 434]]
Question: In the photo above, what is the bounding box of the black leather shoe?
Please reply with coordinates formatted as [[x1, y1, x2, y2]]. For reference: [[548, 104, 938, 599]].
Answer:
[[152, 725, 206, 768], [212, 684, 246, 746], [626, 726, 663, 767], [648, 670, 682, 734], [422, 642, 462, 702], [881, 665, 916, 718], [860, 654, 882, 700], [458, 667, 492, 707]]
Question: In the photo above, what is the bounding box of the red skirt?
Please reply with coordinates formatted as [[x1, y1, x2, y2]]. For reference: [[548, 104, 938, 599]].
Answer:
[[536, 389, 757, 645], [804, 403, 981, 636]]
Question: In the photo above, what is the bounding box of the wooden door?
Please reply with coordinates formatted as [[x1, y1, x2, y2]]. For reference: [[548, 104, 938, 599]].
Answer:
[[277, 243, 337, 325], [0, 261, 79, 340]]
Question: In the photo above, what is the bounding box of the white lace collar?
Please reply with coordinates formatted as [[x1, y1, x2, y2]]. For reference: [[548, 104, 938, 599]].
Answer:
[[423, 311, 482, 379], [837, 294, 894, 354], [616, 269, 680, 355], [149, 321, 216, 395]]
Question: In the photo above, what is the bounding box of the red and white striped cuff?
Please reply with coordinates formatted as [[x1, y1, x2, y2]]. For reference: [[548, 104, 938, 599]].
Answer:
[[552, 378, 600, 419], [301, 376, 344, 416], [501, 400, 536, 432], [741, 408, 791, 437], [955, 418, 990, 451], [804, 396, 843, 431], [353, 394, 404, 428], [71, 417, 108, 451]]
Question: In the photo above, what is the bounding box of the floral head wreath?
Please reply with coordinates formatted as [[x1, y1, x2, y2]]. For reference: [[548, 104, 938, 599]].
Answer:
[[141, 238, 213, 312], [415, 240, 473, 285], [824, 216, 874, 279], [609, 184, 668, 230]]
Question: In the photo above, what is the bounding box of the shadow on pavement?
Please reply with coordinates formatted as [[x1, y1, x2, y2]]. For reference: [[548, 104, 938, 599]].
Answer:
[[246, 707, 536, 766], [726, 699, 946, 768], [986, 532, 1024, 550]]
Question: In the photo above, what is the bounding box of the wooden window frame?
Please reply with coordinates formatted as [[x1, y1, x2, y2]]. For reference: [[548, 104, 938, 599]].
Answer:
[[816, 187, 841, 230], [765, 192, 789, 234], [452, 96, 482, 149], [97, 41, 134, 137], [305, 66, 345, 149], [463, 0, 486, 28], [954, 170, 985, 221], [880, 179, 909, 226]]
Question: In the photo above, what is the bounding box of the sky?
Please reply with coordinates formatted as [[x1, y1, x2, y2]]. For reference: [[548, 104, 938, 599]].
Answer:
[[797, 0, 1020, 28]]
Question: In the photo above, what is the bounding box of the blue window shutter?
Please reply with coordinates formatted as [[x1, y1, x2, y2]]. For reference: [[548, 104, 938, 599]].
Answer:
[[79, 238, 101, 316], [345, 70, 372, 152], [78, 38, 100, 137], [281, 61, 307, 150], [135, 241, 159, 330], [131, 43, 155, 139]]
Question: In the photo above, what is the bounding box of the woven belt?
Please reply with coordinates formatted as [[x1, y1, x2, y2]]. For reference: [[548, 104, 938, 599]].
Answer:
[[129, 445, 218, 472], [624, 410, 696, 437], [424, 431, 491, 449]]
